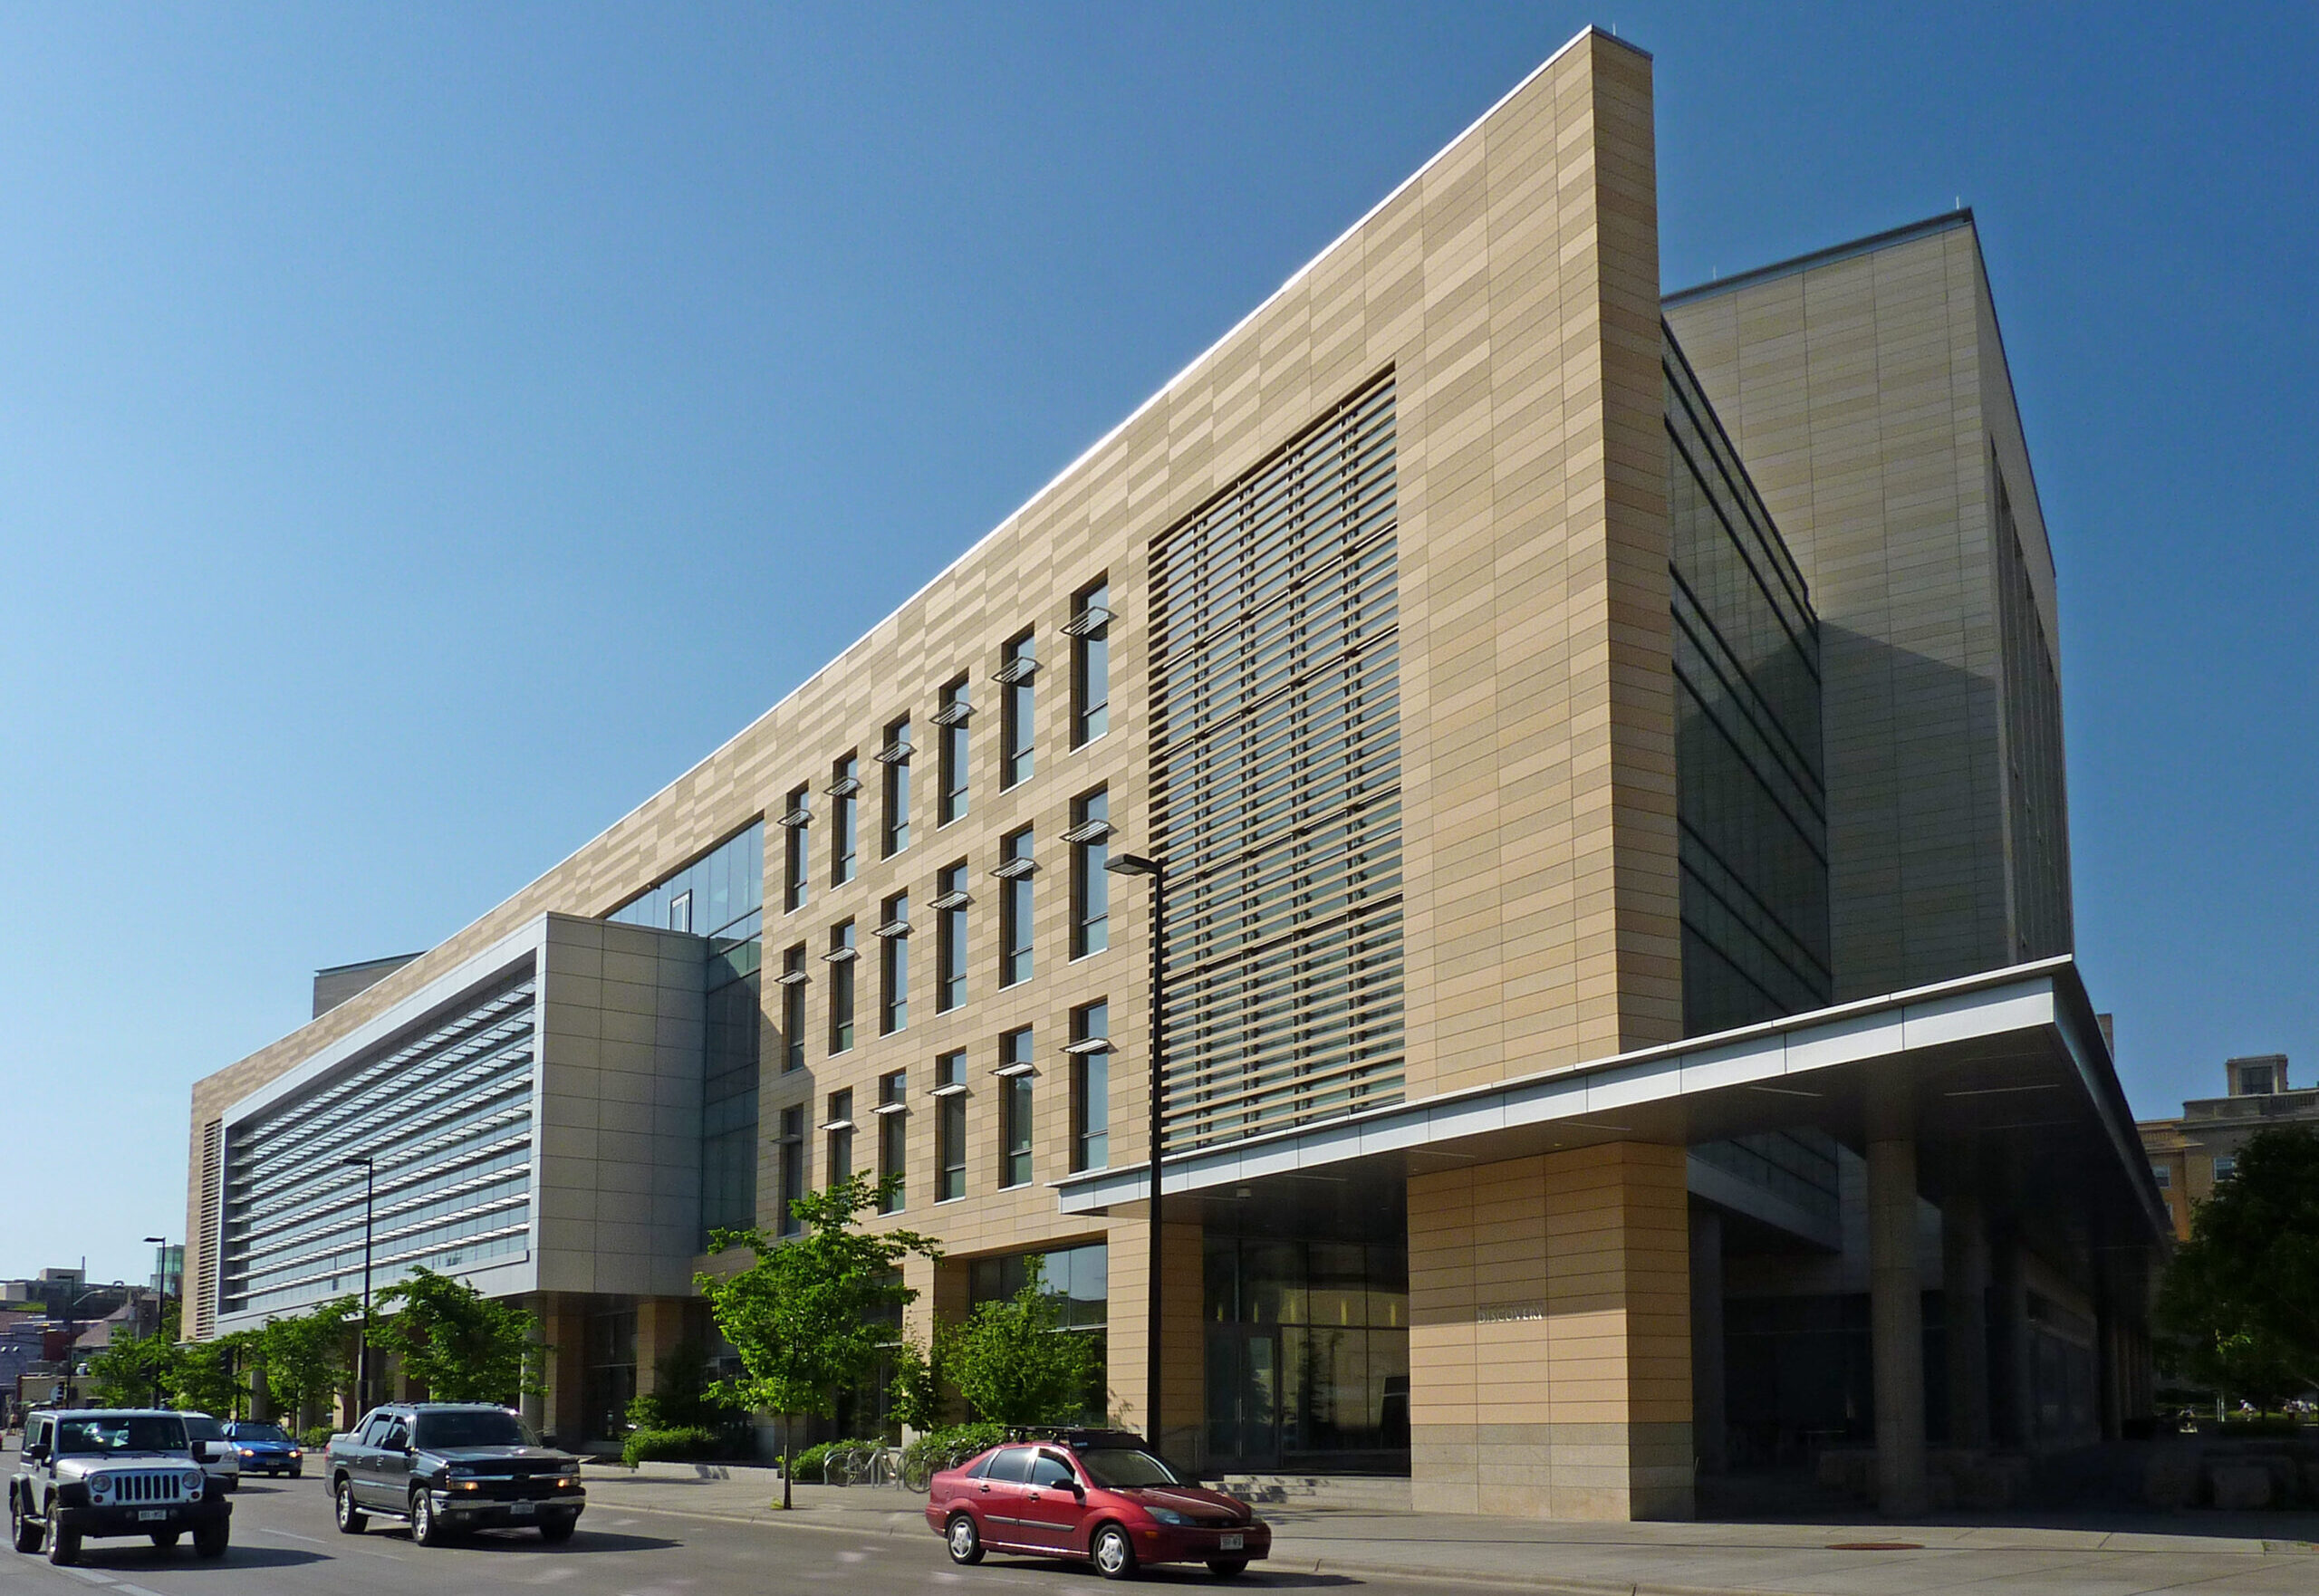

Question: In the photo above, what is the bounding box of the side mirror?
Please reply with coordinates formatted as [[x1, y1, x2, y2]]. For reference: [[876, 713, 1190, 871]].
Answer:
[[191, 1441, 217, 1462], [26, 1443, 47, 1463]]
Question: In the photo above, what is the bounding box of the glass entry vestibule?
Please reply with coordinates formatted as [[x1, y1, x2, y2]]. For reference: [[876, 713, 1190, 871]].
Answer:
[[1201, 1188, 1410, 1475]]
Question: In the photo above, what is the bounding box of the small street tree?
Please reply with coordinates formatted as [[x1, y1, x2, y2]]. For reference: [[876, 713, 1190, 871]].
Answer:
[[260, 1295, 361, 1429], [697, 1173, 938, 1507], [2156, 1124, 2319, 1405], [174, 1330, 257, 1418], [939, 1257, 1099, 1427], [374, 1267, 546, 1404], [86, 1302, 183, 1409]]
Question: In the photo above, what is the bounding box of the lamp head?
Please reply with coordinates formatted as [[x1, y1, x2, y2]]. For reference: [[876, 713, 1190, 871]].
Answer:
[[1105, 852, 1162, 879]]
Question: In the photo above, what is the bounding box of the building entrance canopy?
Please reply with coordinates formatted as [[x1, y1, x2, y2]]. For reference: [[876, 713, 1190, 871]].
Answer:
[[1055, 957, 2169, 1264]]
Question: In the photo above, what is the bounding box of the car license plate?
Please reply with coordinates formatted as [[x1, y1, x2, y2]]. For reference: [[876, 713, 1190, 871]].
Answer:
[[509, 1501, 536, 1516], [139, 1509, 168, 1523], [1218, 1534, 1243, 1551]]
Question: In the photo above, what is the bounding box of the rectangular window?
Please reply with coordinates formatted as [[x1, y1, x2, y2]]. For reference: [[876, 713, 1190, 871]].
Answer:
[[829, 754, 860, 885], [937, 675, 971, 825], [1069, 788, 1110, 958], [782, 786, 811, 911], [827, 920, 857, 1053], [825, 1089, 854, 1187], [880, 716, 912, 858], [997, 826, 1034, 986], [780, 945, 807, 1072], [879, 891, 909, 1034], [877, 1071, 908, 1214], [2151, 1163, 2171, 1190], [2215, 1155, 2237, 1181], [936, 1050, 967, 1202], [1070, 1000, 1110, 1172], [999, 630, 1035, 789], [1000, 1027, 1034, 1188], [935, 860, 969, 1013], [1069, 579, 1111, 747], [668, 889, 693, 934], [777, 1106, 806, 1237]]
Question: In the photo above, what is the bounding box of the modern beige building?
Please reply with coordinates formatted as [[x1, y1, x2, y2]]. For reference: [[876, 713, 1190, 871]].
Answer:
[[2140, 1055, 2312, 1240], [186, 27, 2166, 1521]]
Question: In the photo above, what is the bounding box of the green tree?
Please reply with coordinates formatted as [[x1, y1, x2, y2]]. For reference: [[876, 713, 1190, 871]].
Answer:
[[888, 1338, 943, 1433], [939, 1258, 1100, 1427], [627, 1340, 720, 1430], [2156, 1124, 2319, 1404], [697, 1173, 938, 1507], [174, 1330, 257, 1418], [259, 1296, 361, 1426], [86, 1302, 183, 1409], [373, 1267, 546, 1403]]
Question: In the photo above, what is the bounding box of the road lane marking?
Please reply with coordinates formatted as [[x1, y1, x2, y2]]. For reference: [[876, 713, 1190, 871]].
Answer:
[[251, 1526, 329, 1544], [57, 1572, 113, 1587], [108, 1585, 171, 1596]]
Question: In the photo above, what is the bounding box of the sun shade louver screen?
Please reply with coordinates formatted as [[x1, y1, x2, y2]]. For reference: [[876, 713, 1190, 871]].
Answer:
[[1146, 372, 1404, 1153]]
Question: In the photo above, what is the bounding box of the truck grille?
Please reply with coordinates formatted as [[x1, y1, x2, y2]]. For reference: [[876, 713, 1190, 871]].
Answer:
[[107, 1471, 196, 1504]]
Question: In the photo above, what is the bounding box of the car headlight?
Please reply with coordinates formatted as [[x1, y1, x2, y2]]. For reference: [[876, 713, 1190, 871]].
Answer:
[[289, 1447, 303, 1458], [86, 1475, 113, 1500], [555, 1474, 580, 1489], [1143, 1506, 1189, 1525], [238, 1447, 255, 1457]]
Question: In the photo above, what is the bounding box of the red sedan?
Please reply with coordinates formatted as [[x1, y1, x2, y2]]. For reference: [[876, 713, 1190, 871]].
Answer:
[[925, 1430, 1271, 1580]]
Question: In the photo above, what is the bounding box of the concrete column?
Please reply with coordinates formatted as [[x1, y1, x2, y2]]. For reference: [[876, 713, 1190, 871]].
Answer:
[[1689, 1207, 1727, 1475], [1409, 1143, 1693, 1521], [1866, 1138, 1928, 1515], [635, 1297, 693, 1398], [1942, 1189, 1991, 1449], [1991, 1233, 2035, 1448], [1108, 1214, 1204, 1465], [537, 1295, 588, 1449]]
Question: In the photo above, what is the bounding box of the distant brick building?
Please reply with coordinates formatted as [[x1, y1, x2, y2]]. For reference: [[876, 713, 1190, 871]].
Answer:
[[2139, 1055, 2314, 1239]]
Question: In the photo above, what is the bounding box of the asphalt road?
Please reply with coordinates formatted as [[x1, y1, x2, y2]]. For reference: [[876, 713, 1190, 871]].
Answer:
[[0, 1476, 1422, 1596]]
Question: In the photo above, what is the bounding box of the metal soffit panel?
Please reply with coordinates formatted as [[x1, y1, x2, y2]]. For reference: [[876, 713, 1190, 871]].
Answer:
[[1053, 957, 2168, 1246]]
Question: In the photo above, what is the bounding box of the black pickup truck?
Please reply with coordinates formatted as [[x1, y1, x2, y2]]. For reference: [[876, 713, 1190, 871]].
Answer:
[[324, 1403, 584, 1545]]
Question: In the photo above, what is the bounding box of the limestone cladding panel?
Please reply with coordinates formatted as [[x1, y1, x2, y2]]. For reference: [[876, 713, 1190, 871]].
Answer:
[[1666, 220, 2061, 999], [189, 30, 1674, 1315], [537, 916, 707, 1300], [1408, 1142, 1692, 1521]]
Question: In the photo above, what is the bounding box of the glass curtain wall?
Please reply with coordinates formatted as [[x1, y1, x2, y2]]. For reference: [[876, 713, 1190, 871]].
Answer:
[[1663, 332, 1832, 1034], [609, 821, 765, 1243]]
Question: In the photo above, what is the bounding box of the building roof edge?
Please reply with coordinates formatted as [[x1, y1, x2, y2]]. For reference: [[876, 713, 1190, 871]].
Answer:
[[1662, 208, 1974, 307]]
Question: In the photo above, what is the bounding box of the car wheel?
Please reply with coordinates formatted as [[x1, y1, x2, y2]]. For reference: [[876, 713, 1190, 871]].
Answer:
[[1207, 1557, 1249, 1577], [193, 1522, 229, 1560], [946, 1513, 985, 1565], [9, 1493, 40, 1554], [410, 1490, 449, 1547], [334, 1479, 367, 1535], [289, 1466, 303, 1480], [44, 1513, 80, 1567], [1092, 1523, 1137, 1581], [538, 1514, 577, 1544], [150, 1529, 182, 1549]]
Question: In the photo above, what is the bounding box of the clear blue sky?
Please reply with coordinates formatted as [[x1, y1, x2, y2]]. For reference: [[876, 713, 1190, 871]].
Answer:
[[4, 3, 2312, 1284]]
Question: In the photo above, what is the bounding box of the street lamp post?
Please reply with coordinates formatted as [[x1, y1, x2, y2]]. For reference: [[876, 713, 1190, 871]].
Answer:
[[142, 1236, 171, 1407], [1103, 851, 1168, 1457], [342, 1157, 377, 1415]]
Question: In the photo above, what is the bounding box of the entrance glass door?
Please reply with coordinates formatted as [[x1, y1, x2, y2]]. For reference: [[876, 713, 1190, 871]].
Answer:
[[1206, 1324, 1281, 1468]]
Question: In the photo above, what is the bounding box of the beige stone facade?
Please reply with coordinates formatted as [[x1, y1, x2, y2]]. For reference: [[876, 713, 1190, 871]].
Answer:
[[187, 25, 2161, 1524]]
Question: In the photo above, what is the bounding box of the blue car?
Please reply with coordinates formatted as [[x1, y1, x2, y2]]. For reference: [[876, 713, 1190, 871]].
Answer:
[[220, 1420, 304, 1478]]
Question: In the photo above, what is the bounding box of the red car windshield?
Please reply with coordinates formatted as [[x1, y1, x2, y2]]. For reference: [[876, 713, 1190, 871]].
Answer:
[[1077, 1448, 1185, 1489]]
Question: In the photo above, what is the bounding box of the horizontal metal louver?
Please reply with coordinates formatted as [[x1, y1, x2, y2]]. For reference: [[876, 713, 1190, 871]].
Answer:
[[1148, 372, 1403, 1154], [219, 966, 538, 1319]]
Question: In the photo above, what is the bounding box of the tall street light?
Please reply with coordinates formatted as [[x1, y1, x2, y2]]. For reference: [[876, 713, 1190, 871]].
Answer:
[[342, 1156, 377, 1414], [140, 1237, 170, 1406], [1103, 850, 1168, 1457]]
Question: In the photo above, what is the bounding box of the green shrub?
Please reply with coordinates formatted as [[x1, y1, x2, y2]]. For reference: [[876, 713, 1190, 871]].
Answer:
[[303, 1425, 336, 1450], [788, 1437, 880, 1481], [900, 1421, 1005, 1480], [621, 1425, 724, 1466]]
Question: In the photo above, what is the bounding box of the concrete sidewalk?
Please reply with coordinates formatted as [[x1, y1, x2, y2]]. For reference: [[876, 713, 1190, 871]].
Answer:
[[579, 1464, 2319, 1593]]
